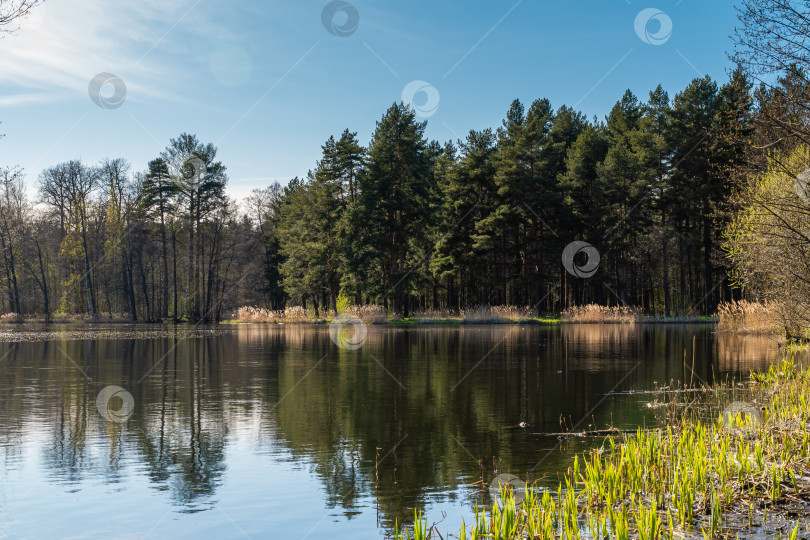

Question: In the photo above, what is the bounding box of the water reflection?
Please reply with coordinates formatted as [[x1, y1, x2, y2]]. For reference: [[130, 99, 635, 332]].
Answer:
[[0, 323, 792, 538]]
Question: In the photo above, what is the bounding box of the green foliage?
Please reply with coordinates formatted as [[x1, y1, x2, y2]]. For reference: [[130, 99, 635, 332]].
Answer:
[[273, 129, 365, 313], [724, 146, 810, 338], [1, 73, 761, 320], [335, 290, 352, 314], [261, 73, 756, 318], [343, 103, 433, 316]]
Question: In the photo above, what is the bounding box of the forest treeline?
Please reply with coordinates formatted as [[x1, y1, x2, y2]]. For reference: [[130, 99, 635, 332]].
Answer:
[[0, 71, 760, 321]]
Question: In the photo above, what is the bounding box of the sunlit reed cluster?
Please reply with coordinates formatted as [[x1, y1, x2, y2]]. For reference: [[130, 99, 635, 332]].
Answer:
[[716, 300, 783, 335], [561, 304, 642, 324]]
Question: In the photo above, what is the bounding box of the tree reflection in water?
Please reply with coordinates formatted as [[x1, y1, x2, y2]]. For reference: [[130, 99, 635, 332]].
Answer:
[[0, 323, 794, 534]]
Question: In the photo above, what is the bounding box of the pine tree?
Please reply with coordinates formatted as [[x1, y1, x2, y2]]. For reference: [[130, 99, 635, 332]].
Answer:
[[142, 158, 178, 319], [669, 77, 721, 312], [348, 103, 432, 316], [161, 133, 227, 321], [432, 130, 499, 308]]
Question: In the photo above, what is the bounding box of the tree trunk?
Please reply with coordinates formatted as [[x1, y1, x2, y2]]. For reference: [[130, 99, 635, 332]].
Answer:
[[35, 240, 50, 321], [139, 254, 151, 322], [125, 247, 137, 322], [172, 223, 177, 321], [184, 191, 195, 321], [160, 208, 169, 320], [703, 213, 713, 314]]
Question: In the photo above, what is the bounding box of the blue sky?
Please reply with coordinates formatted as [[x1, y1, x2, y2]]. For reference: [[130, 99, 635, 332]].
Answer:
[[0, 0, 738, 201]]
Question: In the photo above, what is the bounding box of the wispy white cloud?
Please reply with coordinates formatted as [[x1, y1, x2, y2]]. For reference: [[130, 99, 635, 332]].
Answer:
[[0, 92, 61, 107], [0, 0, 213, 107]]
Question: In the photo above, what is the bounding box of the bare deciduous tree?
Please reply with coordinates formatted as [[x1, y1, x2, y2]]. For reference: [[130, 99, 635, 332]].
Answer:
[[0, 167, 27, 313], [0, 0, 43, 34], [733, 1, 810, 149]]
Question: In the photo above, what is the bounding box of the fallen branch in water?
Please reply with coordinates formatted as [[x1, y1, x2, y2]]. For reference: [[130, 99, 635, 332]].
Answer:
[[531, 428, 638, 438]]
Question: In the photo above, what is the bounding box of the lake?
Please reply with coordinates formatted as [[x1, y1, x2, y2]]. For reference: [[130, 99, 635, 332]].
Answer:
[[0, 323, 787, 539]]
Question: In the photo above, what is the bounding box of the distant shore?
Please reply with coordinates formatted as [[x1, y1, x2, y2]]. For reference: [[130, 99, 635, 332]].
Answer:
[[5, 300, 782, 330], [232, 316, 718, 325], [0, 314, 719, 326]]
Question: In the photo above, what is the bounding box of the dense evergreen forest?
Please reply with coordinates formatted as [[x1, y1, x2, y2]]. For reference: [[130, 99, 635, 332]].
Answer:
[[0, 71, 759, 321]]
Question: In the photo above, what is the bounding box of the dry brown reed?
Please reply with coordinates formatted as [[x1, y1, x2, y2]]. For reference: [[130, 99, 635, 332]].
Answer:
[[561, 304, 641, 323], [0, 312, 137, 323], [340, 304, 388, 323], [715, 300, 783, 335], [459, 305, 536, 323], [236, 304, 543, 323], [236, 306, 328, 323]]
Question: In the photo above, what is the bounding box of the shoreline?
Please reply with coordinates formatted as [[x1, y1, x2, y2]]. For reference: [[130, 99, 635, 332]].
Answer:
[[0, 317, 720, 327], [395, 358, 810, 539]]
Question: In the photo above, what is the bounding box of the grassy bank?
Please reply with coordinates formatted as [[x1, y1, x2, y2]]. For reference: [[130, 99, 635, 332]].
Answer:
[[395, 358, 810, 539]]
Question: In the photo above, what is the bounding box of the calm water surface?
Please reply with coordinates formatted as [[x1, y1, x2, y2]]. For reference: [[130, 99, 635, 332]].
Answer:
[[0, 323, 789, 538]]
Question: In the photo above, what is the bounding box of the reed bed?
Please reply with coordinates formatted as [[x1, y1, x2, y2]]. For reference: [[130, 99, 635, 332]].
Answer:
[[562, 304, 642, 324], [394, 358, 810, 539], [235, 305, 544, 324], [236, 304, 390, 323], [0, 312, 137, 323], [233, 302, 783, 329], [642, 314, 717, 323], [459, 305, 537, 323], [236, 305, 331, 322], [716, 300, 783, 335], [409, 308, 459, 320], [340, 304, 389, 323], [67, 312, 133, 323]]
